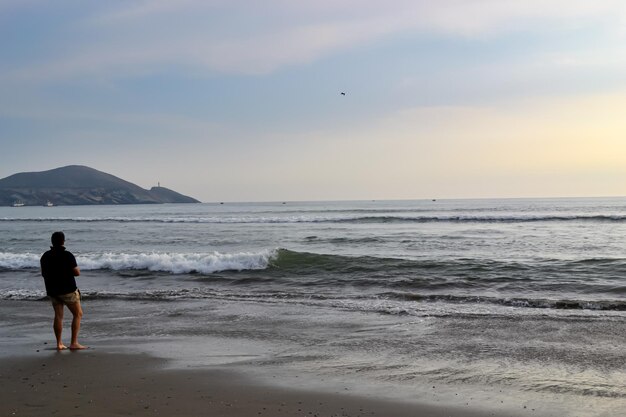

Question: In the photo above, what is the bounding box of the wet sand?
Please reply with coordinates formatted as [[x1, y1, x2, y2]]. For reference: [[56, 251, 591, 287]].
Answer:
[[0, 349, 527, 417]]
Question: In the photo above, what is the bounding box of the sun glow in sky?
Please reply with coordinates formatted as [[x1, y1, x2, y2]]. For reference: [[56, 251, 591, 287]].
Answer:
[[1, 0, 626, 201]]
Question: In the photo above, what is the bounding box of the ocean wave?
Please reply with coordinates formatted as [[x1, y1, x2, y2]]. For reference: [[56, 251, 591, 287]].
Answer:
[[3, 249, 626, 279], [2, 214, 626, 224], [0, 250, 275, 274], [0, 252, 40, 270], [380, 292, 626, 311], [0, 289, 47, 301], [2, 286, 624, 312], [333, 214, 626, 224]]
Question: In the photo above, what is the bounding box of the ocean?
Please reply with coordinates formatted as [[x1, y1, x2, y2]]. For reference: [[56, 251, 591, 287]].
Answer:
[[1, 198, 624, 416]]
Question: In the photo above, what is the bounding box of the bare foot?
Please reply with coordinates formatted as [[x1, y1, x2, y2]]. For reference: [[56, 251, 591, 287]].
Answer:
[[57, 343, 67, 351], [69, 343, 88, 350]]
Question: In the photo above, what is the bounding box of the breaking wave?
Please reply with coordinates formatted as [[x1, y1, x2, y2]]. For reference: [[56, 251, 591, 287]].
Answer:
[[0, 250, 275, 274]]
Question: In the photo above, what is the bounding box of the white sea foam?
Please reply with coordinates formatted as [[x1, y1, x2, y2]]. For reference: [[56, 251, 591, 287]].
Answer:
[[0, 250, 276, 274], [0, 289, 44, 300], [0, 252, 40, 269], [77, 250, 275, 274]]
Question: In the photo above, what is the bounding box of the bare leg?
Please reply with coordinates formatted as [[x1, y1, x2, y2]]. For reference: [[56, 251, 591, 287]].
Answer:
[[66, 301, 87, 350], [52, 303, 67, 350]]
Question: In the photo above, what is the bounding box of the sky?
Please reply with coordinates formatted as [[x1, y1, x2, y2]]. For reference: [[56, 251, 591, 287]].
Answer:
[[1, 0, 626, 202]]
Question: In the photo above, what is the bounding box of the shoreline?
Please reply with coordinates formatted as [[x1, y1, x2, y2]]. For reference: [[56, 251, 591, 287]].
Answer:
[[0, 349, 529, 417]]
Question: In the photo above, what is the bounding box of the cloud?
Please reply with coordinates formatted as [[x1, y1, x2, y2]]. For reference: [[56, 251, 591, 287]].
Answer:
[[4, 0, 625, 81]]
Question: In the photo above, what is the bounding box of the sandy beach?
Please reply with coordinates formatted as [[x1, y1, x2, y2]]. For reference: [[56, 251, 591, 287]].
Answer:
[[0, 298, 532, 417], [1, 348, 530, 417]]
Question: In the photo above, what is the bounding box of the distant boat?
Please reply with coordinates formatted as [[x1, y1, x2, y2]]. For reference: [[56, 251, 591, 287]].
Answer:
[[12, 201, 25, 207], [45, 200, 54, 207]]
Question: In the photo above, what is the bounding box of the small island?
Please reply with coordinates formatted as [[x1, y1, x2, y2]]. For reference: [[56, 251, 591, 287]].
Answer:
[[0, 165, 200, 206]]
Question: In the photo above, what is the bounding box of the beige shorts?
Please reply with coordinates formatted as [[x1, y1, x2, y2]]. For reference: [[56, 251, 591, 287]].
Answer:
[[50, 289, 81, 306]]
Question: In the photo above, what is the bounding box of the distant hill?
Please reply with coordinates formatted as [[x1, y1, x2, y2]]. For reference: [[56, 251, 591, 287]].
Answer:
[[0, 165, 201, 206]]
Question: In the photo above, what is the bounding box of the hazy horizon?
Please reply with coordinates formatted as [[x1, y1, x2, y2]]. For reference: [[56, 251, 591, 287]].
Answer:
[[2, 163, 625, 203], [1, 1, 625, 202]]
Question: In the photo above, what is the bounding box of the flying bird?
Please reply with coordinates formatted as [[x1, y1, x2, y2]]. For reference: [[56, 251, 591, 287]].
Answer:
[[340, 92, 346, 96]]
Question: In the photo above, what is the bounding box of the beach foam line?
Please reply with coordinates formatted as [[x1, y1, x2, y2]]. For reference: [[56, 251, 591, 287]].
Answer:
[[379, 292, 626, 311], [3, 286, 625, 312]]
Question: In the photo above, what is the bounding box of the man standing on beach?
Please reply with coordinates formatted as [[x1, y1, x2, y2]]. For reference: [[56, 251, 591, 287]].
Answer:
[[40, 231, 87, 350]]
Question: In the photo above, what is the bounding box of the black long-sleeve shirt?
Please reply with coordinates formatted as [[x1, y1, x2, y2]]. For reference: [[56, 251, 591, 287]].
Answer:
[[40, 246, 78, 296]]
